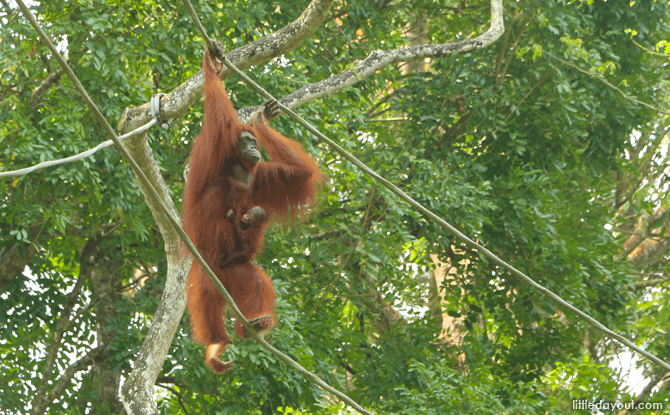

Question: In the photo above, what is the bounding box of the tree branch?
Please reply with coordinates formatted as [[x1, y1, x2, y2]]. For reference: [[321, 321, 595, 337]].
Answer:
[[546, 51, 670, 116], [634, 278, 669, 290], [625, 207, 670, 266], [117, 0, 335, 134], [30, 346, 112, 415], [239, 14, 505, 120], [0, 119, 157, 178], [29, 71, 62, 110]]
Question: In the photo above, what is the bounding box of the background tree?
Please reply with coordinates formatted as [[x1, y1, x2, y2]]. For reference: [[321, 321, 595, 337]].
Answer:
[[1, 0, 669, 414]]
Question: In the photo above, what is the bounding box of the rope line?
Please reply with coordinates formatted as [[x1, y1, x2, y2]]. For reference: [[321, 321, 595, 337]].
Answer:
[[13, 2, 670, 415], [181, 0, 670, 373], [0, 92, 173, 179], [16, 1, 374, 414], [178, 2, 373, 413], [150, 93, 171, 129], [0, 119, 157, 178]]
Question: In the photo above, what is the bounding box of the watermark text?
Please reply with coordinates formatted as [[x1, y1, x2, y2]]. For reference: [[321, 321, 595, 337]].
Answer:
[[573, 399, 665, 412]]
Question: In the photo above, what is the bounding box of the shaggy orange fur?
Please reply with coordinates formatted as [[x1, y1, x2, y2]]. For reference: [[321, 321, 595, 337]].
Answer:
[[182, 49, 322, 373]]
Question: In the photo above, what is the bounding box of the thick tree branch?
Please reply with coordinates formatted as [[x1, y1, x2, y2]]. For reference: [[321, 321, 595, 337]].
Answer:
[[122, 0, 505, 130], [120, 254, 190, 415], [628, 234, 670, 268], [117, 0, 334, 134], [223, 1, 670, 372], [239, 6, 505, 120], [623, 212, 656, 257]]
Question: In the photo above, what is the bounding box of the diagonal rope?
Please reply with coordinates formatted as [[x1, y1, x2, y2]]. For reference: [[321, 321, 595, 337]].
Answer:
[[180, 0, 670, 373], [546, 51, 670, 117], [15, 1, 374, 414], [178, 2, 373, 414], [12, 3, 376, 415]]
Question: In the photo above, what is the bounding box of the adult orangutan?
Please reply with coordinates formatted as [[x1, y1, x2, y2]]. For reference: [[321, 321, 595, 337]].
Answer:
[[182, 49, 322, 373]]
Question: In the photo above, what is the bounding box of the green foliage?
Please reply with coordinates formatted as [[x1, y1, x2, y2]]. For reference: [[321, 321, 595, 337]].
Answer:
[[1, 0, 670, 413]]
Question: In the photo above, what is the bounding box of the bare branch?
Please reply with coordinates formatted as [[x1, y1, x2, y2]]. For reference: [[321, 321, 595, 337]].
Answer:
[[0, 119, 157, 178], [239, 7, 505, 120], [117, 0, 335, 134], [120, 0, 507, 131], [216, 0, 670, 372]]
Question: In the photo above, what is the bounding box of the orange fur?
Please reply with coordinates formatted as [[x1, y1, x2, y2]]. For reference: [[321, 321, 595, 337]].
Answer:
[[182, 49, 322, 373]]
